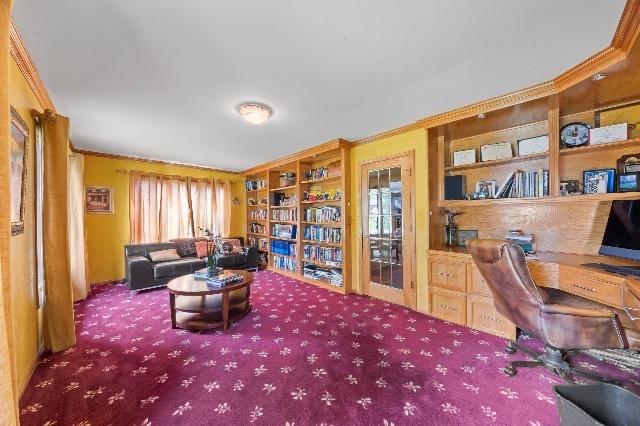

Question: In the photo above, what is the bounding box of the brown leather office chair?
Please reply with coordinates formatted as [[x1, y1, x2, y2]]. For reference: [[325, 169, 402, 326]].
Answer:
[[468, 239, 639, 383]]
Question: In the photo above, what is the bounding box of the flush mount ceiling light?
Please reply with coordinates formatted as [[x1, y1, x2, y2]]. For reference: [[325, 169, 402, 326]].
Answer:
[[239, 103, 271, 125], [592, 73, 606, 81]]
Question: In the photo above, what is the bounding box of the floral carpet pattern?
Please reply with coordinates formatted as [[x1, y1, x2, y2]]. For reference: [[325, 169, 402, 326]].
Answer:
[[20, 270, 638, 425]]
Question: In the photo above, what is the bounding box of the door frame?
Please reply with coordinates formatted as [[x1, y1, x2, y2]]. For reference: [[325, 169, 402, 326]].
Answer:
[[359, 150, 416, 308]]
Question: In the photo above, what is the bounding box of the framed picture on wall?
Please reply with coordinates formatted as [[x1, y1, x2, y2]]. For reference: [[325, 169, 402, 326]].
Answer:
[[10, 106, 29, 236], [85, 186, 114, 213]]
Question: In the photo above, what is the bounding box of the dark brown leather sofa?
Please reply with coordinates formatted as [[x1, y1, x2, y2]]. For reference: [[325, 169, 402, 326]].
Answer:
[[125, 237, 257, 291]]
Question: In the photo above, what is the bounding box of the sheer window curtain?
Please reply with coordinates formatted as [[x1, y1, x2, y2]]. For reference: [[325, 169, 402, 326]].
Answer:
[[130, 175, 232, 243]]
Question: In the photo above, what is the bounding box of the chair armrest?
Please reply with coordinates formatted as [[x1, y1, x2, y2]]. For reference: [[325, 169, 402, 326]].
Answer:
[[243, 246, 258, 268], [540, 303, 616, 319], [125, 255, 154, 290]]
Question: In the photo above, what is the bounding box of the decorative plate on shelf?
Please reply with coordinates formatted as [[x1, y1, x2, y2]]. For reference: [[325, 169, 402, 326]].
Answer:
[[560, 122, 590, 147]]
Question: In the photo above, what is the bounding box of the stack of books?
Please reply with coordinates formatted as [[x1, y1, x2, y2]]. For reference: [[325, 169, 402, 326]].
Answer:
[[505, 230, 534, 253], [303, 264, 343, 287], [193, 271, 243, 287], [495, 169, 549, 199]]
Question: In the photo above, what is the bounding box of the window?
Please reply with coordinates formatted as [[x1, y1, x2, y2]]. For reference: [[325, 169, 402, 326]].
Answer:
[[129, 174, 230, 243]]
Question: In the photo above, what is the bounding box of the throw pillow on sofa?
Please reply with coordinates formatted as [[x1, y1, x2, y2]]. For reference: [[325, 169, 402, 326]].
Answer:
[[148, 249, 181, 262], [169, 238, 201, 257], [217, 238, 244, 254], [195, 241, 216, 258]]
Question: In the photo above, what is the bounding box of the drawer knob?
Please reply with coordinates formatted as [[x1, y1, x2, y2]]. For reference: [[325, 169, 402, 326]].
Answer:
[[571, 283, 596, 293], [480, 314, 500, 322]]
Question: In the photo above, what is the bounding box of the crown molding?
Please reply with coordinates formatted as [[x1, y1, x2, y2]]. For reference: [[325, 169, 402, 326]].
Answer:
[[241, 138, 350, 176], [75, 149, 241, 175], [9, 18, 56, 113], [612, 0, 640, 54]]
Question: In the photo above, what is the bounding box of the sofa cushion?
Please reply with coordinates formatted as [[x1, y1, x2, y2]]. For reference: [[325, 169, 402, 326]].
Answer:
[[195, 240, 216, 258], [154, 258, 205, 278], [217, 253, 247, 268], [148, 249, 180, 262], [169, 238, 200, 257], [217, 238, 243, 255]]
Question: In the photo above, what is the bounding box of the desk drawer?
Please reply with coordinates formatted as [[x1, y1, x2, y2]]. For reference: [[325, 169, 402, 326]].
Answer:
[[429, 258, 467, 292], [560, 270, 623, 308], [467, 263, 491, 296], [430, 287, 466, 325], [467, 295, 515, 339]]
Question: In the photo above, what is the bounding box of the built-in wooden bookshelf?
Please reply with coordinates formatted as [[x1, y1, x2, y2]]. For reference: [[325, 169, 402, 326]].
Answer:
[[244, 140, 351, 293]]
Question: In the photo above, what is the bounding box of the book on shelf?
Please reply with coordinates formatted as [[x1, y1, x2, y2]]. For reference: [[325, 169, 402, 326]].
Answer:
[[303, 264, 343, 287], [245, 179, 266, 191], [271, 240, 296, 257], [272, 255, 297, 272], [272, 224, 297, 239], [303, 206, 341, 222], [494, 169, 549, 199], [303, 225, 342, 244], [303, 245, 342, 266]]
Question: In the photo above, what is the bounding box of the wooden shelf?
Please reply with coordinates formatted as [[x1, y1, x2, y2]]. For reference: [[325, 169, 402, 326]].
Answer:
[[270, 185, 297, 192], [301, 221, 343, 226], [247, 203, 268, 207], [299, 175, 342, 184], [246, 188, 268, 192], [248, 218, 267, 221], [271, 253, 298, 261], [445, 152, 548, 172], [270, 220, 297, 224], [247, 232, 267, 236], [438, 191, 640, 207], [302, 240, 342, 247], [559, 138, 640, 157], [301, 199, 343, 204], [270, 205, 297, 209], [302, 258, 342, 269]]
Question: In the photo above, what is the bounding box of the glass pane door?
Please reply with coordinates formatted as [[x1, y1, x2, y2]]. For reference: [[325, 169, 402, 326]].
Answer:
[[368, 167, 403, 289]]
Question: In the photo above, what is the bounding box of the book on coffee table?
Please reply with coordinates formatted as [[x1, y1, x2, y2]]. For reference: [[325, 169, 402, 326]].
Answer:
[[206, 272, 243, 287]]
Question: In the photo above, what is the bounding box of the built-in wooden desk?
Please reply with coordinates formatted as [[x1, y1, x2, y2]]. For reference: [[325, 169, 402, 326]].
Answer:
[[427, 247, 640, 339]]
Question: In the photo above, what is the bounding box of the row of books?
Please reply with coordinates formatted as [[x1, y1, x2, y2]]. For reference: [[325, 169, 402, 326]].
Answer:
[[273, 255, 297, 272], [303, 225, 342, 243], [273, 193, 297, 207], [245, 179, 266, 191], [272, 224, 297, 239], [249, 209, 267, 220], [248, 236, 269, 252], [193, 271, 244, 287], [303, 264, 343, 287], [248, 223, 265, 234], [495, 169, 549, 199], [303, 206, 341, 222], [272, 208, 297, 221], [303, 245, 342, 266], [271, 240, 296, 257]]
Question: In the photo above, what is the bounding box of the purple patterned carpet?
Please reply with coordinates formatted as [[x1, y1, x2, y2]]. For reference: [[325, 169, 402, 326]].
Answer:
[[20, 271, 638, 425]]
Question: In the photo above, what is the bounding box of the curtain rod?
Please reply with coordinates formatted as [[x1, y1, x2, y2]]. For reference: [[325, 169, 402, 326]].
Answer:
[[115, 169, 230, 183]]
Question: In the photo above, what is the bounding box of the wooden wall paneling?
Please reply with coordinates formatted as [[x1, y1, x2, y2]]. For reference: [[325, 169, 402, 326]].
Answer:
[[558, 144, 640, 185], [451, 202, 612, 254], [341, 147, 352, 293], [428, 130, 445, 250], [548, 95, 560, 197]]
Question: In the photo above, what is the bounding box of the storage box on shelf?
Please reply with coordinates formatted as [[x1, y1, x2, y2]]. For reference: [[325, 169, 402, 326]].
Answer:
[[244, 140, 351, 293]]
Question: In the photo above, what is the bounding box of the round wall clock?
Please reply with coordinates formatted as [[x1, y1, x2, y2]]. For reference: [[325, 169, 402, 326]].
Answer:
[[560, 122, 590, 147]]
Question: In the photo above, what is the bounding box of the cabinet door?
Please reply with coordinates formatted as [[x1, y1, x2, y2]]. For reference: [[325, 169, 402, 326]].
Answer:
[[446, 261, 467, 292], [430, 260, 450, 288], [430, 287, 466, 325], [467, 294, 516, 339], [468, 263, 491, 296]]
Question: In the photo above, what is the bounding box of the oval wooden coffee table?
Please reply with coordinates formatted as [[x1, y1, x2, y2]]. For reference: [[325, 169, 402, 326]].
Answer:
[[167, 269, 253, 331]]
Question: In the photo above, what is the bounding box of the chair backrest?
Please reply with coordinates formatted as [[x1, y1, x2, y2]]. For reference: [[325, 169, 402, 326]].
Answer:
[[468, 239, 550, 338]]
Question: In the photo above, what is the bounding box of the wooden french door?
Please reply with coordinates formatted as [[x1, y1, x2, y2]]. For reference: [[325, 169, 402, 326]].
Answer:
[[360, 152, 415, 308]]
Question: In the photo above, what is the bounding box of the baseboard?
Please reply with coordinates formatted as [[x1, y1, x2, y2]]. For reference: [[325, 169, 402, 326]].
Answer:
[[18, 346, 44, 399], [90, 278, 126, 288]]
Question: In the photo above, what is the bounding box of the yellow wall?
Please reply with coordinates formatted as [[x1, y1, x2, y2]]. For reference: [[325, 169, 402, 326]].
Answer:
[[9, 57, 43, 394], [83, 155, 245, 283], [349, 128, 430, 312]]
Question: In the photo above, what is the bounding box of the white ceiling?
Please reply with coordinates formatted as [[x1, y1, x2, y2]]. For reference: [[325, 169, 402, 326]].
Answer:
[[12, 1, 626, 171]]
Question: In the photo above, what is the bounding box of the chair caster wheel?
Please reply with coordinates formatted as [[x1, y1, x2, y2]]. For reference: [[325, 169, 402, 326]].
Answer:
[[505, 345, 517, 355], [502, 366, 517, 377]]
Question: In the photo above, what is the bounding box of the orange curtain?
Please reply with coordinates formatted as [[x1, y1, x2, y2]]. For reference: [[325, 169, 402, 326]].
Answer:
[[158, 178, 191, 240], [42, 113, 76, 352], [190, 178, 217, 236], [1, 1, 18, 423], [68, 153, 89, 301], [215, 179, 231, 237]]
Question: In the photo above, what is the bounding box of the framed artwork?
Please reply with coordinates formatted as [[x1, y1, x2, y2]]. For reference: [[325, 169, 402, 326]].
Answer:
[[457, 230, 478, 247], [85, 186, 114, 213], [517, 135, 549, 156], [583, 169, 616, 194], [10, 107, 29, 236], [617, 153, 640, 175]]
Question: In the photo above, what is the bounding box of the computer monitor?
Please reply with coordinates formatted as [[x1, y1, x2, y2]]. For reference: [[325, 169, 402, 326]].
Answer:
[[599, 200, 640, 261]]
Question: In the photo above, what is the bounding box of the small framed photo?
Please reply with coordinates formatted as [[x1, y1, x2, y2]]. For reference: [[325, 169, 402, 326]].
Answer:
[[85, 186, 114, 213], [582, 169, 616, 194], [517, 135, 549, 156], [618, 172, 640, 192], [457, 230, 478, 247], [475, 180, 497, 198], [559, 180, 580, 195], [452, 149, 476, 166], [617, 153, 640, 174]]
